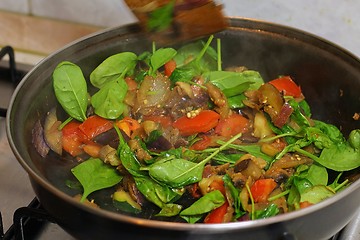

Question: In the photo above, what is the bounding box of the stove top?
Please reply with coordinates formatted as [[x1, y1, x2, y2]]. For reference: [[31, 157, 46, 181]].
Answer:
[[0, 46, 358, 240]]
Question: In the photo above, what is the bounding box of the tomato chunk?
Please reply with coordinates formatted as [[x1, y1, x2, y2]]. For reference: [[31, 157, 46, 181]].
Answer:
[[269, 76, 302, 98], [250, 178, 277, 203], [215, 113, 249, 137], [79, 115, 113, 139], [172, 110, 220, 136]]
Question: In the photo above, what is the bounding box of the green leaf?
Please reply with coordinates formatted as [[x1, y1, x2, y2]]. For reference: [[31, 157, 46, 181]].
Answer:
[[221, 142, 274, 164], [71, 158, 123, 202], [180, 190, 225, 223], [349, 129, 360, 149], [227, 94, 247, 109], [317, 142, 360, 171], [173, 38, 217, 72], [254, 203, 279, 219], [115, 127, 143, 177], [206, 70, 263, 96], [91, 78, 128, 119], [306, 164, 328, 186], [90, 52, 138, 88], [149, 48, 177, 76], [147, 158, 206, 188], [156, 203, 183, 217], [300, 185, 335, 204], [223, 174, 244, 219], [134, 175, 181, 208], [53, 61, 88, 122]]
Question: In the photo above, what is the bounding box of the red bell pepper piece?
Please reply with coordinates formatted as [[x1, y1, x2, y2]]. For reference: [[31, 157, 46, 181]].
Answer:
[[62, 121, 87, 156], [250, 178, 277, 203], [78, 115, 113, 140], [204, 201, 229, 224], [164, 59, 176, 77], [172, 110, 220, 136], [115, 116, 141, 137], [269, 76, 302, 98], [215, 113, 249, 137]]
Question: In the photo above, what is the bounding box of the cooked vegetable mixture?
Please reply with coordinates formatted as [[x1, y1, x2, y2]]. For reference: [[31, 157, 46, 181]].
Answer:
[[34, 36, 360, 223]]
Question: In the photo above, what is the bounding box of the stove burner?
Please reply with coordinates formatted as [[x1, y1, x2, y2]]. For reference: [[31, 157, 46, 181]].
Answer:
[[0, 46, 27, 117]]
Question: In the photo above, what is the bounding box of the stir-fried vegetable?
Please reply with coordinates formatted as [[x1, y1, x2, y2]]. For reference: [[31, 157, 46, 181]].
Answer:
[[34, 36, 360, 224]]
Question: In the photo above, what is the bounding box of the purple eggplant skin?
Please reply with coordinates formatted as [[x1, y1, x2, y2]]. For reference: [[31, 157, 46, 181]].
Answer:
[[32, 119, 50, 158]]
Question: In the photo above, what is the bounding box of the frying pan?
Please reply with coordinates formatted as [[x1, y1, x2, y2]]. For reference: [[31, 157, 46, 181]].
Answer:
[[6, 18, 360, 240]]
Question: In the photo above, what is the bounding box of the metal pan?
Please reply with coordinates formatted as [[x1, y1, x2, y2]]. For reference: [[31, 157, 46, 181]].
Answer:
[[6, 18, 360, 239]]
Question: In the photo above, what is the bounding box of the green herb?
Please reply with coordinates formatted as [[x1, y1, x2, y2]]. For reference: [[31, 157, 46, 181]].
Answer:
[[53, 61, 88, 122], [71, 158, 123, 202]]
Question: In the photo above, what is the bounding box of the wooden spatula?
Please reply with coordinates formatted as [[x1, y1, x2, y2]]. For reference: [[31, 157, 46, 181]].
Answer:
[[124, 0, 228, 43]]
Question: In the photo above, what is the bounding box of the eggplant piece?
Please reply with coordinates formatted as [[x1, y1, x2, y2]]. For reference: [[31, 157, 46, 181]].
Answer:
[[93, 128, 120, 149], [32, 119, 50, 158], [147, 135, 172, 151], [43, 108, 62, 155]]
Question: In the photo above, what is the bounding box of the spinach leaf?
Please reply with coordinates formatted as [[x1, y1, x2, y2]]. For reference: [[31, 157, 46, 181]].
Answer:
[[90, 52, 138, 88], [227, 94, 247, 109], [91, 78, 128, 119], [306, 164, 328, 186], [53, 61, 88, 122], [170, 36, 218, 84], [115, 126, 143, 177], [316, 142, 360, 171], [148, 48, 177, 76], [134, 175, 181, 208], [254, 203, 279, 219], [146, 158, 206, 188], [349, 129, 360, 149], [180, 190, 225, 223], [220, 142, 274, 164], [156, 203, 182, 217], [300, 185, 335, 204], [145, 133, 242, 188], [71, 158, 123, 202], [288, 98, 311, 127], [223, 174, 244, 219], [205, 70, 264, 96], [173, 39, 217, 69]]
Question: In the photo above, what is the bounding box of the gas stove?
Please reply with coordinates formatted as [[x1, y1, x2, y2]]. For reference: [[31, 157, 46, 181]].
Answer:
[[0, 46, 359, 240]]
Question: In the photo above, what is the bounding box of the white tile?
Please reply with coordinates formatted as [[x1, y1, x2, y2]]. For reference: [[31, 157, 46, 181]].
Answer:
[[0, 0, 29, 14], [30, 0, 137, 27], [222, 0, 360, 57]]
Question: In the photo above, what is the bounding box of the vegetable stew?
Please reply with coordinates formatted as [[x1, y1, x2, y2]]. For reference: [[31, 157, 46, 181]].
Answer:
[[32, 36, 360, 223]]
